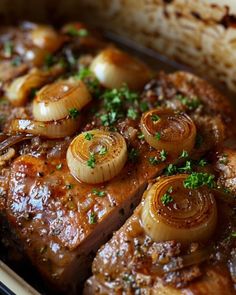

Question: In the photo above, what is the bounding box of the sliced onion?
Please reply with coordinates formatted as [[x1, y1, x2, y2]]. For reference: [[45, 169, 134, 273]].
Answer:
[[6, 68, 53, 106], [33, 80, 91, 121], [9, 117, 80, 139], [141, 174, 217, 243], [67, 129, 127, 184], [140, 109, 196, 156], [0, 134, 33, 152], [90, 47, 150, 90], [30, 25, 63, 52]]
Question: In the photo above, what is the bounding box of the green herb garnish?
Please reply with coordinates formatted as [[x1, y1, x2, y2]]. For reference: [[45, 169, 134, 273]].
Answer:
[[84, 132, 94, 141], [160, 150, 167, 162], [69, 108, 80, 119], [11, 56, 21, 67], [87, 153, 96, 168], [179, 150, 188, 159], [151, 114, 160, 122], [98, 146, 107, 155], [127, 108, 138, 120], [128, 148, 139, 162], [184, 172, 215, 189], [161, 187, 174, 206], [101, 85, 139, 126], [149, 156, 159, 166], [44, 53, 55, 69], [199, 159, 207, 167], [176, 94, 201, 110], [67, 26, 89, 37], [155, 132, 161, 140], [92, 189, 106, 197], [178, 160, 192, 172], [138, 132, 145, 140], [140, 102, 149, 112], [88, 212, 97, 224], [164, 164, 177, 176], [56, 163, 63, 170], [4, 41, 13, 57], [231, 231, 236, 238]]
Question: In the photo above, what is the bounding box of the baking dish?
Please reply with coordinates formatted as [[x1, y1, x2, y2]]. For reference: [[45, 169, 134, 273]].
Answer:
[[0, 1, 236, 294]]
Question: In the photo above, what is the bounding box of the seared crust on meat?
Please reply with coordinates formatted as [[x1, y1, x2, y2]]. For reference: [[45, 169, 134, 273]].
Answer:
[[0, 23, 236, 295], [84, 191, 236, 295]]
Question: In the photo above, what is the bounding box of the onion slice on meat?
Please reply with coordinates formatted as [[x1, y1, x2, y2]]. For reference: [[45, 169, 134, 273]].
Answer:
[[9, 117, 80, 139], [141, 174, 217, 243], [30, 25, 63, 52], [140, 108, 196, 156], [6, 68, 56, 106], [67, 129, 127, 184], [90, 47, 151, 90], [33, 79, 91, 121]]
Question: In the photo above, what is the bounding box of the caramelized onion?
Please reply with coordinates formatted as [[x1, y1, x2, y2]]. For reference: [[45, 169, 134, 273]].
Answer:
[[33, 80, 91, 121], [9, 117, 80, 139], [140, 109, 196, 156], [6, 68, 53, 106], [141, 174, 217, 243], [90, 47, 150, 90], [67, 130, 127, 184], [0, 134, 33, 152], [30, 25, 63, 52]]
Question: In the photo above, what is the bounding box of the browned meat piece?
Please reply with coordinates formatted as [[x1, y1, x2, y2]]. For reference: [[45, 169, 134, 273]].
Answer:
[[4, 140, 171, 293], [84, 190, 236, 295], [0, 23, 235, 295]]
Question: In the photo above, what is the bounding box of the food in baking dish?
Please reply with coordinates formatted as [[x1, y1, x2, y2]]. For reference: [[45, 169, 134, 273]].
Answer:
[[0, 22, 235, 295]]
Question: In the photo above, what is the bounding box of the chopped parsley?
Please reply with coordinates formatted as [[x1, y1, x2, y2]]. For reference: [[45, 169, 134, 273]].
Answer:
[[67, 26, 89, 37], [178, 160, 192, 172], [44, 53, 55, 69], [4, 41, 13, 57], [29, 88, 37, 100], [76, 67, 92, 80], [160, 149, 167, 162], [84, 132, 94, 141], [138, 132, 145, 140], [164, 164, 177, 176], [88, 212, 97, 224], [56, 163, 63, 170], [179, 150, 188, 159], [161, 187, 174, 205], [231, 231, 236, 238], [155, 132, 161, 140], [176, 94, 201, 110], [69, 108, 80, 119], [92, 189, 106, 197], [128, 148, 139, 162], [98, 146, 107, 155], [149, 156, 159, 166], [127, 108, 138, 120], [87, 153, 96, 168], [11, 56, 21, 67], [151, 114, 160, 122], [140, 102, 149, 112], [198, 159, 207, 167], [149, 150, 167, 166], [184, 172, 215, 189], [100, 85, 139, 126]]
